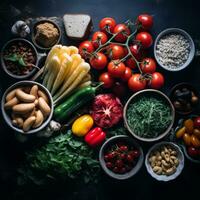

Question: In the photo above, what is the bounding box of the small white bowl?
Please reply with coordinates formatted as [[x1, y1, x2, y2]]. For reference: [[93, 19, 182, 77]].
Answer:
[[154, 28, 195, 72], [145, 142, 184, 181]]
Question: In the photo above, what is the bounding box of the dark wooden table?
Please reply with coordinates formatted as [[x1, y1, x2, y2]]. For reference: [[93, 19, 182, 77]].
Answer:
[[0, 0, 200, 200]]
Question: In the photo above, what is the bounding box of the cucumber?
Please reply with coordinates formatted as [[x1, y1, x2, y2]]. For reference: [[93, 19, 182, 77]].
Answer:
[[54, 86, 97, 121]]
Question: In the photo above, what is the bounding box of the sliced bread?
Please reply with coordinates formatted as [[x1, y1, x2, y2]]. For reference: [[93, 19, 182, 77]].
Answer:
[[63, 14, 93, 40]]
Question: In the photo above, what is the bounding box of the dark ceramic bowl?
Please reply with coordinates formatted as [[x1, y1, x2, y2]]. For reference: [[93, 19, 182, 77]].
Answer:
[[154, 28, 195, 71], [1, 38, 39, 79], [99, 135, 144, 180], [174, 116, 200, 164], [1, 81, 53, 134], [124, 89, 175, 142], [32, 19, 61, 51], [169, 82, 199, 115]]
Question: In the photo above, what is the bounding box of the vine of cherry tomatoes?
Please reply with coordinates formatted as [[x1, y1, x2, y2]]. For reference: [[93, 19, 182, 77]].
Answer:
[[79, 14, 165, 97]]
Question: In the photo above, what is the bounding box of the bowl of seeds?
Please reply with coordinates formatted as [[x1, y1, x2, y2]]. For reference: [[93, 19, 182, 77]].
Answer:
[[154, 28, 195, 71]]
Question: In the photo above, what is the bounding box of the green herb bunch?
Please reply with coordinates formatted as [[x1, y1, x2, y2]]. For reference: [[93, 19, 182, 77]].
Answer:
[[18, 130, 100, 185]]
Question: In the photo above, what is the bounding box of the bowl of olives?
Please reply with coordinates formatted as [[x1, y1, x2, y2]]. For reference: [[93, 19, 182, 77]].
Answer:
[[170, 83, 199, 115]]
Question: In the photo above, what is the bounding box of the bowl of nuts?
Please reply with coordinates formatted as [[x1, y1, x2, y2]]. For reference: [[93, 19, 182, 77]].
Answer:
[[145, 142, 184, 181]]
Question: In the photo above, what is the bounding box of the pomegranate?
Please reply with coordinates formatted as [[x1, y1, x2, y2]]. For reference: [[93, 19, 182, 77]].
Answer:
[[91, 94, 123, 128]]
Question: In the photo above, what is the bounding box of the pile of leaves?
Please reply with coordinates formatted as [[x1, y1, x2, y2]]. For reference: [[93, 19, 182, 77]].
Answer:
[[18, 130, 100, 185]]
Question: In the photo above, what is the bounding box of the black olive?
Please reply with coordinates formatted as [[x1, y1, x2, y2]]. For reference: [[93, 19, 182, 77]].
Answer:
[[185, 103, 192, 111], [174, 89, 182, 98], [182, 88, 189, 93], [174, 101, 181, 109], [181, 90, 192, 101]]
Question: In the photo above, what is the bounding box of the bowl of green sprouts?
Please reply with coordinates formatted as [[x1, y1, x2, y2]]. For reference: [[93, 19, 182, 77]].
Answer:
[[124, 89, 175, 142]]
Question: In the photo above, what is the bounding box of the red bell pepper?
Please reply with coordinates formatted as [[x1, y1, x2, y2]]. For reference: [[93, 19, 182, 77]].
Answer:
[[84, 127, 106, 147]]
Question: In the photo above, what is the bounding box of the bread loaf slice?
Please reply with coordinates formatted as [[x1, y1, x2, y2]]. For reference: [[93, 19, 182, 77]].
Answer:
[[63, 14, 93, 40]]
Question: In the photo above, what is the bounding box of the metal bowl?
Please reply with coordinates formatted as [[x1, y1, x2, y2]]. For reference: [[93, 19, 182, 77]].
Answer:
[[145, 142, 185, 181], [99, 135, 144, 180], [32, 19, 61, 51], [154, 28, 195, 71], [1, 38, 39, 79], [1, 81, 54, 135], [124, 89, 175, 142]]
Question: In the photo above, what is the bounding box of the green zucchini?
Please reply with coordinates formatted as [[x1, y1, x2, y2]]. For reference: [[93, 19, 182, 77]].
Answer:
[[54, 86, 97, 121]]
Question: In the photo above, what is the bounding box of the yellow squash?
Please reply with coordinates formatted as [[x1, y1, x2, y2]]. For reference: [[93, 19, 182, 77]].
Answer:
[[72, 114, 94, 137]]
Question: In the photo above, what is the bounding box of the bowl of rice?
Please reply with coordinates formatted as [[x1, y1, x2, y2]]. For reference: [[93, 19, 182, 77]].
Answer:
[[154, 28, 195, 71]]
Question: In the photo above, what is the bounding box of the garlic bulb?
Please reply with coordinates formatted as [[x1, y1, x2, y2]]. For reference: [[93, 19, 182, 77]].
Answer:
[[11, 20, 30, 38]]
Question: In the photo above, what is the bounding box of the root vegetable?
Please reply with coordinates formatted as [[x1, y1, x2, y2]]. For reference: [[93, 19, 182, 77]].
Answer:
[[54, 63, 90, 104], [38, 90, 49, 103], [6, 89, 17, 101], [33, 110, 44, 128], [46, 55, 61, 91], [30, 85, 38, 98], [4, 97, 19, 109], [23, 116, 36, 132], [16, 89, 35, 102], [51, 54, 72, 95], [38, 97, 51, 116], [12, 103, 35, 114]]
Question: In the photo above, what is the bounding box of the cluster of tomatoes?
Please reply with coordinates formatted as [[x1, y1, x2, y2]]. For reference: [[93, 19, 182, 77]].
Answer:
[[104, 143, 140, 174], [176, 117, 200, 159], [79, 14, 164, 97]]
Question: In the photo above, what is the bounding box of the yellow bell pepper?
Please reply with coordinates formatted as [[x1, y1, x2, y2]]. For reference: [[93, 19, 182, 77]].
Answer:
[[72, 114, 94, 137]]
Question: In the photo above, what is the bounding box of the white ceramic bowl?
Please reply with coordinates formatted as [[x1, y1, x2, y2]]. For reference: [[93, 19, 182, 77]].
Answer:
[[1, 81, 53, 134], [145, 142, 184, 181]]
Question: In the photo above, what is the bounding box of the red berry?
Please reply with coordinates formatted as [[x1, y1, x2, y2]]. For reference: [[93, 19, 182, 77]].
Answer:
[[120, 153, 126, 160], [115, 160, 123, 168], [113, 166, 120, 173], [126, 154, 134, 162], [120, 167, 126, 174], [120, 145, 128, 151], [106, 162, 113, 169]]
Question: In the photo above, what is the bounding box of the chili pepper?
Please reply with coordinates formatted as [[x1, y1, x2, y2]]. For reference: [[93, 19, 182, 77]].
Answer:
[[84, 127, 106, 147], [72, 114, 94, 137]]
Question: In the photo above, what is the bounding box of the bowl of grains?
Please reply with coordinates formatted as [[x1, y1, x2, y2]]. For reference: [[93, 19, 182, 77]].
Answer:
[[154, 28, 195, 71], [1, 38, 39, 79]]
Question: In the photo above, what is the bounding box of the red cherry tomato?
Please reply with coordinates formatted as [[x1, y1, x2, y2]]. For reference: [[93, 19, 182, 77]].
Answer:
[[79, 41, 94, 59], [149, 72, 164, 89], [125, 58, 137, 69], [136, 32, 153, 49], [113, 24, 131, 42], [99, 17, 116, 33], [140, 58, 157, 74], [112, 81, 127, 98], [129, 44, 142, 60], [126, 154, 134, 162], [108, 44, 125, 60], [123, 47, 129, 57], [90, 52, 107, 70], [108, 61, 126, 78], [121, 67, 132, 82], [128, 74, 146, 92], [137, 14, 153, 30], [92, 31, 108, 49], [194, 117, 200, 128], [99, 72, 114, 88]]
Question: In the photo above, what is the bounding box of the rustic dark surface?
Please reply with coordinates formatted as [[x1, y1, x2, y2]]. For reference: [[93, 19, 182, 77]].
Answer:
[[0, 0, 200, 200]]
